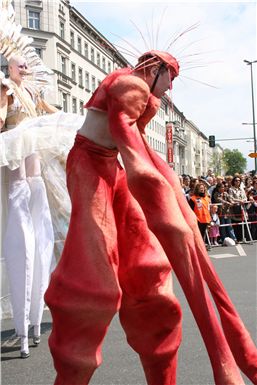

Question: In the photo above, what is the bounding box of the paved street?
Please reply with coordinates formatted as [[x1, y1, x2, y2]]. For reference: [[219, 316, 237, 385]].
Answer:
[[1, 242, 256, 385]]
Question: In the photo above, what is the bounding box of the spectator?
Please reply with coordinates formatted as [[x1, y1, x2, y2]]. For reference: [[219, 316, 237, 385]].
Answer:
[[185, 177, 198, 201], [229, 176, 247, 242], [246, 190, 257, 240], [216, 175, 224, 185], [182, 175, 191, 194], [189, 182, 211, 241], [244, 176, 253, 195], [212, 183, 237, 243], [206, 169, 213, 178], [209, 204, 220, 245], [224, 175, 232, 190], [206, 176, 216, 198], [252, 178, 257, 197], [178, 175, 185, 193]]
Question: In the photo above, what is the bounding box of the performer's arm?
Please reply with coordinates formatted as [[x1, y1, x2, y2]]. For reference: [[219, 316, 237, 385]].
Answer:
[[137, 94, 161, 133], [36, 96, 58, 114], [107, 74, 150, 135]]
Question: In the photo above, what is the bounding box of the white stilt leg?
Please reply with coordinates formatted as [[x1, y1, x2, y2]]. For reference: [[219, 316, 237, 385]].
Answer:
[[21, 336, 29, 354], [27, 176, 54, 327], [3, 179, 35, 337]]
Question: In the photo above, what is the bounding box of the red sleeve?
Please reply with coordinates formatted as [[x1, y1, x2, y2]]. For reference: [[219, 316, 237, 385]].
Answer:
[[137, 94, 160, 133], [107, 74, 150, 125]]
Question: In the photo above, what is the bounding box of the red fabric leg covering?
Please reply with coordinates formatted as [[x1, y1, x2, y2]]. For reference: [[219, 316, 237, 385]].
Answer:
[[114, 174, 182, 385], [146, 143, 257, 385], [45, 135, 183, 385], [45, 138, 121, 385], [107, 113, 257, 384]]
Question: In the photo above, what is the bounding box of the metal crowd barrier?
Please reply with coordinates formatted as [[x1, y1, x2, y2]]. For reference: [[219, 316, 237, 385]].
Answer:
[[205, 202, 257, 248]]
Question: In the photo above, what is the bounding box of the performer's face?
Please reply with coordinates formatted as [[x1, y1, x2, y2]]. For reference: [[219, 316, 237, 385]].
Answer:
[[151, 67, 176, 98], [9, 58, 28, 84]]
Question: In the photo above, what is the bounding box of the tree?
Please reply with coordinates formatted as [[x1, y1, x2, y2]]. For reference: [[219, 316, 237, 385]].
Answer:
[[209, 152, 223, 175], [222, 149, 247, 175]]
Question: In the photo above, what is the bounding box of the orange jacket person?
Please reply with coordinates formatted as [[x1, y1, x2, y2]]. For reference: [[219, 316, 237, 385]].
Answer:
[[189, 182, 211, 240]]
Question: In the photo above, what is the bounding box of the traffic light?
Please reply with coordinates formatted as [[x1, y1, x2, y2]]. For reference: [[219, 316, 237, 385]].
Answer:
[[209, 135, 215, 147]]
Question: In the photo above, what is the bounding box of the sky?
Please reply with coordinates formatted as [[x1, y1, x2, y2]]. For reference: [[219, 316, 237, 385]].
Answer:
[[70, 1, 257, 170]]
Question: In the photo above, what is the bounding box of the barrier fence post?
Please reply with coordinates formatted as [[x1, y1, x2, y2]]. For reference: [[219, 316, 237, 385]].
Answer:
[[207, 202, 255, 248], [241, 204, 253, 243]]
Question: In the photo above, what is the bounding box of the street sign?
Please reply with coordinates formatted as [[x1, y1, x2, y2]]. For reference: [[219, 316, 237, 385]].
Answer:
[[248, 152, 257, 158]]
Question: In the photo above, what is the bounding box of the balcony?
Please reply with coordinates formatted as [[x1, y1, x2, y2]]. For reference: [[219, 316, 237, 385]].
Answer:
[[55, 70, 72, 90], [173, 128, 187, 146]]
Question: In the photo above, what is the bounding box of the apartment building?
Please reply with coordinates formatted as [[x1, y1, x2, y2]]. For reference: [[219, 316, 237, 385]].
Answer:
[[0, 0, 220, 318], [3, 0, 217, 173], [185, 120, 212, 177]]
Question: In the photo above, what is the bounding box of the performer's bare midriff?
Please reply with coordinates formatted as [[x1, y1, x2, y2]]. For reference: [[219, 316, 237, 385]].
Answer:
[[78, 109, 117, 149]]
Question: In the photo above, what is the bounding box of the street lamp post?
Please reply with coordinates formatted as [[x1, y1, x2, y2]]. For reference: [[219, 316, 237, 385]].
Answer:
[[244, 59, 257, 171]]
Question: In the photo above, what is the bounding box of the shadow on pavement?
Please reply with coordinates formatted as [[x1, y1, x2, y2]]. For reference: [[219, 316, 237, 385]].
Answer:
[[1, 321, 52, 361]]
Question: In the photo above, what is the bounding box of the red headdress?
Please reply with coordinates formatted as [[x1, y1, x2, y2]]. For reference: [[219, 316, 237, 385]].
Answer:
[[137, 50, 180, 77]]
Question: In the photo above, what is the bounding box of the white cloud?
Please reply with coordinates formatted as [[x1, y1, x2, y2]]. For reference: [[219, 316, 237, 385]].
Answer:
[[71, 1, 257, 170]]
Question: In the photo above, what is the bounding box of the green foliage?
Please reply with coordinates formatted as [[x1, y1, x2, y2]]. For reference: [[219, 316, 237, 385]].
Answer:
[[222, 149, 247, 175], [209, 152, 223, 175]]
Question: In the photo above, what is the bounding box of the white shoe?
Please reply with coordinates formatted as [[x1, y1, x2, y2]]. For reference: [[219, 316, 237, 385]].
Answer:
[[21, 336, 30, 358], [20, 350, 30, 358], [33, 325, 41, 346], [33, 336, 40, 346]]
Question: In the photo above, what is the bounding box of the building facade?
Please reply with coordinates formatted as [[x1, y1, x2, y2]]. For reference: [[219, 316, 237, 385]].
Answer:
[[0, 0, 221, 318], [8, 0, 217, 173]]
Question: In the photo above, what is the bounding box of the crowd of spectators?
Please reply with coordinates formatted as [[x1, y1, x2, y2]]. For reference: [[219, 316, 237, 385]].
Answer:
[[179, 170, 257, 245]]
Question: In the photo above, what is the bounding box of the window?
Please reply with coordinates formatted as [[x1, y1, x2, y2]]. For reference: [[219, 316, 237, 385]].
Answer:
[[91, 76, 96, 92], [79, 101, 84, 115], [60, 56, 67, 75], [35, 48, 42, 58], [97, 79, 101, 87], [61, 56, 66, 74], [85, 71, 89, 90], [84, 43, 88, 58], [78, 68, 83, 87], [77, 37, 82, 53], [108, 61, 111, 73], [70, 31, 75, 48], [60, 22, 65, 39], [72, 97, 77, 113], [102, 57, 106, 72], [62, 93, 68, 112], [71, 63, 76, 82], [28, 10, 40, 29], [97, 52, 101, 67], [91, 48, 95, 63]]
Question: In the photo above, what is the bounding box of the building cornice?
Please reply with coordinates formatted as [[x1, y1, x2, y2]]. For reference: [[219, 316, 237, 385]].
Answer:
[[56, 41, 71, 55], [69, 7, 130, 67]]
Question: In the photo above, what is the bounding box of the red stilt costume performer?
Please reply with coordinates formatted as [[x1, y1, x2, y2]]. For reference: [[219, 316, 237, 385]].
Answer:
[[45, 51, 257, 385]]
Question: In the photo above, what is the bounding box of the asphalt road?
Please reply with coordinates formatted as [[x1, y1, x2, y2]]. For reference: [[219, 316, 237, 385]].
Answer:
[[1, 242, 256, 385]]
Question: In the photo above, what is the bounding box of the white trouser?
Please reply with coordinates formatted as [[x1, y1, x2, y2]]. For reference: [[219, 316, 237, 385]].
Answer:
[[3, 175, 54, 337]]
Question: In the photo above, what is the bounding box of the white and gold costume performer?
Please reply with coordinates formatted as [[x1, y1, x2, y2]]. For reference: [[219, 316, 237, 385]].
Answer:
[[0, 1, 83, 358], [1, 57, 57, 359]]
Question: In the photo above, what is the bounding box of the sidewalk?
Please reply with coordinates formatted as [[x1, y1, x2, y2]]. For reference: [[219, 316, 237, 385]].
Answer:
[[1, 244, 256, 385], [1, 309, 55, 385]]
